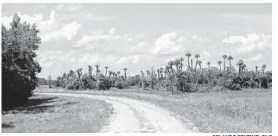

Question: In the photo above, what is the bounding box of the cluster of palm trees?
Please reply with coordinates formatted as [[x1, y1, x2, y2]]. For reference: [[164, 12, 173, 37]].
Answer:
[[146, 52, 268, 80]]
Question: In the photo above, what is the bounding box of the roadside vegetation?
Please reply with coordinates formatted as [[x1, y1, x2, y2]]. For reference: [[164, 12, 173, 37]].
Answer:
[[50, 50, 272, 93]]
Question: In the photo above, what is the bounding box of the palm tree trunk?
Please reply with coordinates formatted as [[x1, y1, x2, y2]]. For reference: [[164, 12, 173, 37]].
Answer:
[[191, 59, 193, 70], [223, 58, 226, 72], [187, 57, 190, 69], [229, 60, 231, 73], [238, 67, 241, 76], [195, 58, 198, 70], [105, 69, 107, 77]]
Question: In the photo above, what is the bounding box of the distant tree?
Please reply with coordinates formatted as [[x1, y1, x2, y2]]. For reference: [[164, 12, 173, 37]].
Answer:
[[185, 52, 191, 69], [88, 65, 93, 77], [168, 61, 174, 73], [95, 64, 100, 75], [123, 68, 128, 78], [157, 68, 160, 79], [141, 71, 144, 77], [194, 54, 200, 70], [197, 60, 202, 69], [237, 60, 244, 76], [217, 61, 222, 71], [180, 57, 184, 70], [174, 59, 180, 70], [255, 65, 259, 73], [262, 64, 267, 74], [222, 55, 227, 72], [160, 67, 164, 79], [227, 55, 233, 73], [76, 68, 83, 79], [206, 61, 211, 71], [104, 66, 108, 77]]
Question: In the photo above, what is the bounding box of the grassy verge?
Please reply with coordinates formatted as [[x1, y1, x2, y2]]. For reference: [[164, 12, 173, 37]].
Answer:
[[2, 94, 113, 133]]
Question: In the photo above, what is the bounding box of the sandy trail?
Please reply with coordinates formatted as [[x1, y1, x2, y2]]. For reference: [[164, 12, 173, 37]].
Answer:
[[37, 92, 195, 133]]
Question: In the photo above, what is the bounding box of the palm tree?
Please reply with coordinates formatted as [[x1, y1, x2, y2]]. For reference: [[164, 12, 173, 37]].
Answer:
[[185, 52, 192, 69], [164, 67, 168, 78], [95, 64, 100, 75], [160, 67, 164, 78], [123, 68, 128, 78], [174, 59, 180, 70], [227, 55, 233, 73], [141, 71, 144, 77], [88, 65, 93, 77], [168, 61, 174, 73], [146, 70, 150, 77], [206, 61, 211, 71], [117, 71, 120, 76], [236, 60, 244, 76], [241, 64, 246, 72], [76, 68, 83, 79], [222, 55, 227, 72], [262, 64, 266, 74], [104, 66, 108, 77], [157, 68, 160, 79], [191, 59, 193, 69], [255, 65, 259, 73], [197, 60, 202, 69], [217, 61, 222, 70], [180, 57, 184, 70], [194, 54, 200, 70], [108, 71, 112, 78]]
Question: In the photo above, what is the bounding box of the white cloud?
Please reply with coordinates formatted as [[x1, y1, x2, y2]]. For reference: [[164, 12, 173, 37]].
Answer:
[[116, 55, 141, 65], [192, 35, 207, 41], [201, 50, 210, 57], [109, 27, 115, 34], [245, 54, 263, 62], [150, 32, 185, 54], [79, 53, 101, 64], [223, 33, 272, 52], [68, 4, 83, 11], [2, 10, 81, 42], [42, 21, 82, 42]]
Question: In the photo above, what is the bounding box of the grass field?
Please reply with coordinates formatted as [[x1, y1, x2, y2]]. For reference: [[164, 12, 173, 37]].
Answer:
[[2, 94, 113, 133], [116, 88, 272, 133]]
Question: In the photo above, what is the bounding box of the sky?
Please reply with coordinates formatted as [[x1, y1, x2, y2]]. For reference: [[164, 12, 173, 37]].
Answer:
[[2, 3, 272, 78]]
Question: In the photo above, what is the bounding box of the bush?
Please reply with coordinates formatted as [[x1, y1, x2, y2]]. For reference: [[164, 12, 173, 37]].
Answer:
[[96, 75, 110, 90], [114, 80, 129, 89]]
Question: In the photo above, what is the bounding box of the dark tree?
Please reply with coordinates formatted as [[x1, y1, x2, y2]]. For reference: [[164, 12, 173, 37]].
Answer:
[[2, 14, 41, 108]]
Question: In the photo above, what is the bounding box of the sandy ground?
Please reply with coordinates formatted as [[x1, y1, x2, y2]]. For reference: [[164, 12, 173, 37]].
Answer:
[[37, 92, 198, 133]]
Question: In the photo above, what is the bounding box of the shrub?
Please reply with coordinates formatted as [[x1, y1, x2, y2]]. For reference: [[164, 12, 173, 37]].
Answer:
[[96, 75, 110, 90], [114, 80, 129, 89]]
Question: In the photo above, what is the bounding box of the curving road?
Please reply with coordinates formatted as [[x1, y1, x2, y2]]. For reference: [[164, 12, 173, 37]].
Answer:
[[37, 92, 196, 133]]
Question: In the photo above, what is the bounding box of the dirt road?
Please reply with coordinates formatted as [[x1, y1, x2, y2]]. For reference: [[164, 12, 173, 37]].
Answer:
[[37, 92, 197, 133]]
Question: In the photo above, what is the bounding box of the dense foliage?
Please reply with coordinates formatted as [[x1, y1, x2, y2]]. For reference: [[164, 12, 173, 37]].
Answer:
[[2, 14, 41, 108]]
